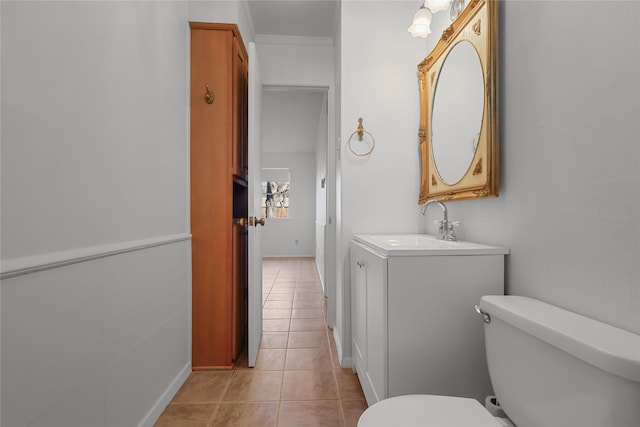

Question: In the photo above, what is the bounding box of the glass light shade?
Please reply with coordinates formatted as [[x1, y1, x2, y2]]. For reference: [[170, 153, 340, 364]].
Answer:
[[450, 0, 465, 20], [408, 6, 433, 38], [424, 0, 451, 13]]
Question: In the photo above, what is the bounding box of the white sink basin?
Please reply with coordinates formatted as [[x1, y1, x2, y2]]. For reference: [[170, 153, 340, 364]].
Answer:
[[353, 234, 509, 256]]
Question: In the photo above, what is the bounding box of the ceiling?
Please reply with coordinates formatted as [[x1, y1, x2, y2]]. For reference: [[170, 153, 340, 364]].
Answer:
[[247, 0, 338, 38], [246, 1, 335, 154]]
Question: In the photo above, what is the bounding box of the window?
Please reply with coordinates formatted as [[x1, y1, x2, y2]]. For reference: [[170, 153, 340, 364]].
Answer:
[[262, 168, 290, 219]]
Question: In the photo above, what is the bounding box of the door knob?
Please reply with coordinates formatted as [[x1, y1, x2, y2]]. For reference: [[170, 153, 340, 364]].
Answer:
[[249, 216, 265, 227], [236, 217, 265, 227]]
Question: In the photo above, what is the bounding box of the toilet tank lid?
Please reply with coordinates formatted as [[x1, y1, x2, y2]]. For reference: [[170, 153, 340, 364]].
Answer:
[[480, 295, 640, 382]]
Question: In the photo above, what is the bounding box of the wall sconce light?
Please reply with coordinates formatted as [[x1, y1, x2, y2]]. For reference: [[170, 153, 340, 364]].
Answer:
[[408, 5, 433, 38], [449, 0, 466, 20], [409, 0, 467, 37], [424, 0, 451, 13]]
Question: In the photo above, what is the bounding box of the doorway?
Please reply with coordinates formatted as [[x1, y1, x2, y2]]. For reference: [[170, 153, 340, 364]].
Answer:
[[259, 86, 332, 321]]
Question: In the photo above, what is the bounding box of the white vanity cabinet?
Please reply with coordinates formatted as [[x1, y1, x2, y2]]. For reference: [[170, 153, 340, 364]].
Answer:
[[350, 235, 508, 406]]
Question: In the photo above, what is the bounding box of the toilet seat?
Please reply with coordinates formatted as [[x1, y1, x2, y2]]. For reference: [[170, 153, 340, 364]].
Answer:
[[357, 395, 503, 427]]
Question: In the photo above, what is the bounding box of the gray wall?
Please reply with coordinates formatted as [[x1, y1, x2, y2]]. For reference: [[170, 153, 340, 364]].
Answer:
[[337, 0, 639, 364]]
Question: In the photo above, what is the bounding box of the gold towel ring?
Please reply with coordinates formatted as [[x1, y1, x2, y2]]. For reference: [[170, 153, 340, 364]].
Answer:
[[347, 118, 375, 157]]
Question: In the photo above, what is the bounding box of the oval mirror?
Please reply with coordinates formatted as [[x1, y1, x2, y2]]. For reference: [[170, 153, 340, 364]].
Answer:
[[431, 40, 484, 185], [417, 0, 499, 204]]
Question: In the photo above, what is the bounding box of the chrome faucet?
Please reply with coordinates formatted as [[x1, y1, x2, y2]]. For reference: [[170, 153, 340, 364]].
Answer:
[[420, 200, 460, 241]]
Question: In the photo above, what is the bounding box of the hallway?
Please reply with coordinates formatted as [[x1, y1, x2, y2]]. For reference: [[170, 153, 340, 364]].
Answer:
[[154, 257, 367, 426]]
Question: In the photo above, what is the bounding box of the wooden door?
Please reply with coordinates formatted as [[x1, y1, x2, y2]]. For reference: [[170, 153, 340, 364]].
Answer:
[[190, 23, 248, 369]]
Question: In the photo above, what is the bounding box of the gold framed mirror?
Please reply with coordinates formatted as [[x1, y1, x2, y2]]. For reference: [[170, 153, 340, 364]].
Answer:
[[418, 0, 499, 204]]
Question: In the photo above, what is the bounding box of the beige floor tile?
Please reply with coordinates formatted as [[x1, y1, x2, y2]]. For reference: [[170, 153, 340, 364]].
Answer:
[[263, 319, 291, 332], [269, 287, 295, 294], [294, 291, 324, 300], [281, 371, 338, 400], [295, 281, 321, 288], [163, 258, 366, 426], [278, 400, 344, 427], [171, 372, 232, 403], [290, 318, 327, 331], [335, 369, 365, 400], [292, 299, 324, 309], [263, 277, 277, 286], [263, 299, 293, 310], [272, 280, 296, 287], [263, 309, 292, 319], [210, 402, 278, 427], [295, 288, 323, 295], [291, 308, 324, 319], [267, 293, 295, 301], [153, 403, 218, 427], [222, 370, 283, 401], [264, 299, 293, 309], [341, 399, 368, 427], [285, 348, 333, 370], [254, 348, 287, 370], [287, 331, 329, 348], [260, 332, 289, 349]]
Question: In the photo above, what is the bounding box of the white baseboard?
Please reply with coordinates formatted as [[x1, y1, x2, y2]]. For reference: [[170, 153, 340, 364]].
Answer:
[[332, 328, 352, 369], [139, 362, 191, 427]]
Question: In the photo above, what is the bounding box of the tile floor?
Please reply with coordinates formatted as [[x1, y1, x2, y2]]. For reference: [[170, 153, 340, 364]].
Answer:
[[154, 257, 368, 427]]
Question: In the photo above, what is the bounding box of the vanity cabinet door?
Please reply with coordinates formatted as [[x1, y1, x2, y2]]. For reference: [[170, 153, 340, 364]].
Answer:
[[365, 247, 387, 402], [351, 243, 368, 378], [350, 242, 388, 405]]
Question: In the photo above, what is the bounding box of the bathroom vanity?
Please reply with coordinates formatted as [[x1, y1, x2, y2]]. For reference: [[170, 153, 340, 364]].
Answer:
[[350, 234, 509, 405]]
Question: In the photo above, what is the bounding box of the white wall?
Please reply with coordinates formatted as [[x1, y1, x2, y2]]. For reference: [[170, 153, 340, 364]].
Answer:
[[257, 41, 334, 87], [188, 0, 254, 44], [448, 0, 640, 334], [261, 90, 326, 153], [261, 152, 317, 257], [337, 0, 640, 367], [338, 0, 428, 364], [1, 2, 191, 426]]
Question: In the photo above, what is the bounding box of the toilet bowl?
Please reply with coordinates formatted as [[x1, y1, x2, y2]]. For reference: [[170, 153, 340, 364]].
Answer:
[[357, 296, 640, 427], [357, 394, 506, 427]]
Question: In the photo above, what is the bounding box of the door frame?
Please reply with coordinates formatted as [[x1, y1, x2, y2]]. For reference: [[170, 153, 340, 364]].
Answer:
[[257, 84, 337, 331]]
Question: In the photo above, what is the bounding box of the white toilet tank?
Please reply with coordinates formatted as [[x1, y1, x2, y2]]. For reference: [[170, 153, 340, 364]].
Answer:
[[480, 296, 640, 427]]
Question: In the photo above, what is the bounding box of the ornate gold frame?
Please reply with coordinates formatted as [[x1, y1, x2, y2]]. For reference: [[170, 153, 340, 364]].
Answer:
[[417, 0, 499, 204]]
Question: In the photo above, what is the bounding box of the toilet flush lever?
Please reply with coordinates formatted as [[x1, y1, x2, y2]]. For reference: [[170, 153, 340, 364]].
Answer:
[[475, 305, 491, 323]]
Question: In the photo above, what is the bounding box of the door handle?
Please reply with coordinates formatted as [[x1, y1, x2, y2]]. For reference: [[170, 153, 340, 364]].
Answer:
[[237, 217, 265, 227], [249, 216, 265, 227]]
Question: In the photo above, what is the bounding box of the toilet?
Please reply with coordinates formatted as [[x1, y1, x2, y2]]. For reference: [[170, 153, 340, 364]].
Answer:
[[358, 295, 640, 427]]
